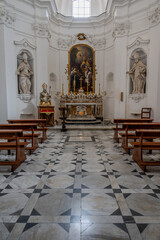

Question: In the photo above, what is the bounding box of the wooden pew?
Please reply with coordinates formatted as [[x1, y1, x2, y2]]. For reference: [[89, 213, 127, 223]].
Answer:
[[121, 122, 160, 154], [0, 130, 28, 171], [8, 119, 48, 143], [130, 130, 160, 171], [0, 124, 39, 154], [113, 118, 153, 143]]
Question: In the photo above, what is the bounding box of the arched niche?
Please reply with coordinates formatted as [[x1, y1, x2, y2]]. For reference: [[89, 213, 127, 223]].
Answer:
[[129, 48, 147, 94], [106, 72, 114, 96], [17, 50, 34, 95], [50, 72, 57, 94]]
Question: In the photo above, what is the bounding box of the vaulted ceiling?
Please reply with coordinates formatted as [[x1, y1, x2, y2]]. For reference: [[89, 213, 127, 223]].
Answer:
[[55, 0, 109, 16]]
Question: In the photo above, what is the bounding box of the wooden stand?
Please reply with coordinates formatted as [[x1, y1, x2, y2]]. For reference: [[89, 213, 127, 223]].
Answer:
[[38, 106, 54, 126], [59, 107, 67, 132]]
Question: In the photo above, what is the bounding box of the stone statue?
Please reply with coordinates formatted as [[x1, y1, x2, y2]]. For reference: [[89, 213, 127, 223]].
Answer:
[[127, 52, 146, 94], [17, 53, 33, 94], [40, 83, 51, 106]]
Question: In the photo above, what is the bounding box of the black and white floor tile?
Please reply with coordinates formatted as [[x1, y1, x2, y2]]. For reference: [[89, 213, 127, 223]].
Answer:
[[0, 130, 160, 240]]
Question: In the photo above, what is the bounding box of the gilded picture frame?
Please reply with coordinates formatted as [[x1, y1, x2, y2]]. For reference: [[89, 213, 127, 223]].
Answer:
[[68, 44, 95, 94]]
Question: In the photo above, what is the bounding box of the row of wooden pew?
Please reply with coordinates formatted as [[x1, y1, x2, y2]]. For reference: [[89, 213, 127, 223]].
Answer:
[[113, 118, 160, 171], [0, 119, 48, 171]]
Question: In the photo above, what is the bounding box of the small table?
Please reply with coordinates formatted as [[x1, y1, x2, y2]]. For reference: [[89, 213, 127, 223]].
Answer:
[[38, 106, 54, 126]]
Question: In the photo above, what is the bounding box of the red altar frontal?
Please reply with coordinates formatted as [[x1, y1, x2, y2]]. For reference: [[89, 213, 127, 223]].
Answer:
[[38, 106, 54, 126]]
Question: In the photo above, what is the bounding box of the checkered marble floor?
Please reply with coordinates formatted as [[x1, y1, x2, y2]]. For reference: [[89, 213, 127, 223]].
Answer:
[[0, 130, 160, 240]]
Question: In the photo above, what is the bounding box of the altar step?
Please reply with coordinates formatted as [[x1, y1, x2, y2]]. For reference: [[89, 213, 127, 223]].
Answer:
[[65, 119, 102, 124]]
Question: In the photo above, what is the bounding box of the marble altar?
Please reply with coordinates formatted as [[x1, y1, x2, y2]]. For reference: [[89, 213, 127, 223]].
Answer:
[[59, 91, 103, 123]]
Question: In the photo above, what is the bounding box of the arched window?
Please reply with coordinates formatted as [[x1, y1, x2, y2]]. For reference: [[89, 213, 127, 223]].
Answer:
[[73, 0, 90, 18]]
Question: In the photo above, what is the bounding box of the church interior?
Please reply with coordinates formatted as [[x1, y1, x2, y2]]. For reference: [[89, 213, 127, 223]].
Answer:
[[0, 0, 160, 239]]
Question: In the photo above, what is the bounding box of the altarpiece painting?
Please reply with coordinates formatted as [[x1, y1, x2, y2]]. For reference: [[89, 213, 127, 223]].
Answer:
[[68, 44, 95, 94]]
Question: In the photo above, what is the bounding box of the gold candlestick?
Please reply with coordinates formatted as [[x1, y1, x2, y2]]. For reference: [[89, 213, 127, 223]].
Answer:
[[79, 76, 83, 90], [87, 82, 89, 95], [62, 83, 64, 95], [98, 83, 101, 95], [74, 80, 76, 95]]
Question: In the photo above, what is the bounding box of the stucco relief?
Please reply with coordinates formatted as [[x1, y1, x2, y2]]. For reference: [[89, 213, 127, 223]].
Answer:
[[32, 22, 51, 39], [86, 35, 106, 49], [0, 7, 16, 27], [148, 6, 160, 27], [57, 34, 106, 50], [57, 38, 72, 49], [112, 22, 130, 38]]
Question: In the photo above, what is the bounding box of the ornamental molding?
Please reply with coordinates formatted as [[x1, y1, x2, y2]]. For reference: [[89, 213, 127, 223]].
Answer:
[[112, 22, 130, 38], [0, 6, 16, 27], [130, 93, 145, 103], [18, 94, 32, 103], [57, 38, 71, 50], [86, 35, 106, 49], [148, 6, 160, 27], [127, 37, 150, 50], [32, 22, 51, 39], [57, 35, 76, 50], [14, 38, 36, 50], [57, 34, 106, 50]]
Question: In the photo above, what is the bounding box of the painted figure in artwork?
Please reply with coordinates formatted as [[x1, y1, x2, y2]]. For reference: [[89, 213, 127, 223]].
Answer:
[[128, 52, 146, 94], [17, 53, 33, 94], [69, 45, 94, 93], [40, 83, 51, 105]]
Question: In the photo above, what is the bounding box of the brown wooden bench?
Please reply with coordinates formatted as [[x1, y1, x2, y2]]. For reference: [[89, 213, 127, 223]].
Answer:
[[8, 119, 48, 143], [0, 124, 39, 154], [121, 122, 160, 154], [130, 130, 160, 171], [0, 130, 28, 171], [113, 118, 153, 143]]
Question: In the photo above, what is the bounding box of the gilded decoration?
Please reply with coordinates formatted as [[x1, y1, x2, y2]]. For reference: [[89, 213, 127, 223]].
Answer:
[[77, 33, 86, 40], [68, 44, 95, 94]]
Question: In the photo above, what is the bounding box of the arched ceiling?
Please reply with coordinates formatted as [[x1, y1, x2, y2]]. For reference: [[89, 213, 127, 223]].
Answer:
[[55, 0, 109, 17]]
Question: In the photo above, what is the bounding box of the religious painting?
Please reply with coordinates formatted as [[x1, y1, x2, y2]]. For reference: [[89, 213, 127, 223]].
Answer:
[[68, 44, 95, 94]]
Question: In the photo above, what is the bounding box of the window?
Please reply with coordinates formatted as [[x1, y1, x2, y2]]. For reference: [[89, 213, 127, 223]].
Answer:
[[73, 0, 90, 18]]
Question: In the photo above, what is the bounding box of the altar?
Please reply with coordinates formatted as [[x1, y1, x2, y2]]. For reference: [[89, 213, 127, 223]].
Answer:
[[59, 43, 103, 123], [59, 91, 103, 123]]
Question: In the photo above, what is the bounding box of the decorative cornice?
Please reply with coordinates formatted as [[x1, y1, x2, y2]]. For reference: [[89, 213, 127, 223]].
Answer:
[[14, 38, 36, 50], [32, 22, 51, 39], [148, 6, 160, 27], [112, 22, 130, 38], [0, 6, 16, 27], [127, 37, 150, 50]]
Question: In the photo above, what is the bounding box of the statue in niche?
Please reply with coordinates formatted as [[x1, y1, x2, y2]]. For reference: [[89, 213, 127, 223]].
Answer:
[[40, 83, 52, 106], [17, 53, 33, 94], [127, 51, 146, 94]]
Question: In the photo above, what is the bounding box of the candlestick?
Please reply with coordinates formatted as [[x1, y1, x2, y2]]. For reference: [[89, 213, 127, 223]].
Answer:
[[74, 79, 76, 95], [87, 82, 89, 95], [62, 83, 64, 95], [99, 82, 101, 95]]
